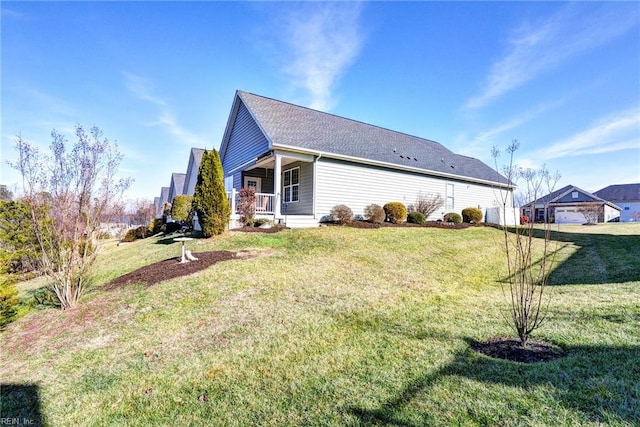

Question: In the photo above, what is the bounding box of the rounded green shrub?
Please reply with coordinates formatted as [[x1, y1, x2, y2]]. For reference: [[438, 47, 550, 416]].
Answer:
[[330, 204, 353, 225], [407, 211, 426, 225], [121, 225, 149, 242], [462, 207, 483, 223], [170, 195, 194, 223], [122, 228, 137, 242], [364, 204, 386, 224], [383, 202, 407, 224], [148, 218, 163, 235], [444, 212, 462, 224]]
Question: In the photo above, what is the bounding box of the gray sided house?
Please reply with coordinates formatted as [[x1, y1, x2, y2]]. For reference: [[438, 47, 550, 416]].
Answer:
[[182, 148, 205, 196], [168, 173, 186, 204], [155, 186, 170, 219], [594, 183, 640, 222], [220, 90, 515, 228], [522, 184, 621, 224]]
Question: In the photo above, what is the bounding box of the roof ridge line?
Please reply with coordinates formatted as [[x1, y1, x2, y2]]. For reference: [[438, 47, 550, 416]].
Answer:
[[237, 90, 450, 152]]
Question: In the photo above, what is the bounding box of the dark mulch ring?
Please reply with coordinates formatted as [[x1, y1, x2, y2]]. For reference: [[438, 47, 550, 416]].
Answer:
[[231, 225, 289, 233], [103, 251, 243, 290], [470, 337, 566, 364]]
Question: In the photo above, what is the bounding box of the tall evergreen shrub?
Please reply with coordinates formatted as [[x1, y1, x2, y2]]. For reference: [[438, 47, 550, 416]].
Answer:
[[192, 149, 230, 237]]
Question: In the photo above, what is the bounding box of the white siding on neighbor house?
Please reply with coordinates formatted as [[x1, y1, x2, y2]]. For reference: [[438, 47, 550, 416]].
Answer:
[[603, 204, 621, 222], [485, 207, 521, 225], [222, 101, 270, 176], [315, 158, 511, 220]]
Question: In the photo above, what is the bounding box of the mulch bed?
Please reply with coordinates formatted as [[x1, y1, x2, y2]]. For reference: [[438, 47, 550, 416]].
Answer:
[[328, 220, 490, 230], [103, 251, 239, 290], [231, 225, 289, 233], [470, 337, 566, 363]]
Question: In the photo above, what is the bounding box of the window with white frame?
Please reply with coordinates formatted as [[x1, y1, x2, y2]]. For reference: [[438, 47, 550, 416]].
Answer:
[[445, 183, 454, 210], [283, 167, 300, 203], [572, 191, 579, 199]]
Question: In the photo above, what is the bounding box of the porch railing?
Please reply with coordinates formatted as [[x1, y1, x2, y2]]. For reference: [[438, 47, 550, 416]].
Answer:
[[226, 189, 275, 215]]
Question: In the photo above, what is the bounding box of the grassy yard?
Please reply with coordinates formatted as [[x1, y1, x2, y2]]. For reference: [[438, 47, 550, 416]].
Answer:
[[1, 224, 639, 426]]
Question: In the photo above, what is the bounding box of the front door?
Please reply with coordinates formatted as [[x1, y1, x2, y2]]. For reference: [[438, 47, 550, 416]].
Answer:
[[244, 176, 262, 193]]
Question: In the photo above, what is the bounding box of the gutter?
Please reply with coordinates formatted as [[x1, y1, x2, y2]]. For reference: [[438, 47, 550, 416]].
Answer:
[[224, 157, 259, 176], [313, 152, 322, 219]]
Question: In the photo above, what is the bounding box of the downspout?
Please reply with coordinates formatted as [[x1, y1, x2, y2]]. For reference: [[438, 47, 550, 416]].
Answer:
[[313, 152, 322, 219]]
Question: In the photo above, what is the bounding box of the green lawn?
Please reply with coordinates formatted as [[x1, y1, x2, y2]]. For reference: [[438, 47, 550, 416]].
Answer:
[[2, 224, 639, 426]]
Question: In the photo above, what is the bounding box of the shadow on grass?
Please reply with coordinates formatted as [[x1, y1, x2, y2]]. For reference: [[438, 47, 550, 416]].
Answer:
[[1, 383, 44, 426], [503, 226, 640, 286], [348, 339, 640, 426]]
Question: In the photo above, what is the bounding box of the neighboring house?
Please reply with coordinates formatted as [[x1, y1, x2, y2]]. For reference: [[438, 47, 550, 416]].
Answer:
[[167, 173, 186, 204], [594, 183, 640, 222], [219, 90, 515, 228], [153, 196, 161, 218], [522, 184, 621, 224], [155, 186, 170, 219], [182, 148, 205, 196]]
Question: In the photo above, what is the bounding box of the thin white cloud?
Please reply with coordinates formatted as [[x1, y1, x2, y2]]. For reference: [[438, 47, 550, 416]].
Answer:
[[123, 72, 167, 107], [466, 4, 638, 109], [538, 108, 640, 160], [457, 100, 561, 157], [122, 72, 208, 147], [152, 111, 209, 148], [1, 8, 27, 19], [279, 2, 364, 111]]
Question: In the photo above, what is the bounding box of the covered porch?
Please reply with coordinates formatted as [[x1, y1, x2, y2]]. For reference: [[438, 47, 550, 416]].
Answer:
[[225, 150, 319, 227]]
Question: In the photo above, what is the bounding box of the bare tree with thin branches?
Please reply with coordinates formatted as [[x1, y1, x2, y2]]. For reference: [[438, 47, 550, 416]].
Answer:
[[492, 140, 561, 347], [577, 205, 600, 224], [10, 126, 131, 309], [409, 192, 445, 220]]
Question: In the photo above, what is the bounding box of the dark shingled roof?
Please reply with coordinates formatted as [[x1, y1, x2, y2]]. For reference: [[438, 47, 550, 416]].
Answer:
[[594, 183, 640, 203], [237, 91, 510, 186], [527, 184, 619, 208]]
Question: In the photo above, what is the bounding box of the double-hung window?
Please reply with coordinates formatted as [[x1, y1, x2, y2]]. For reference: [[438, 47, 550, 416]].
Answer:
[[445, 183, 454, 210], [283, 167, 299, 203]]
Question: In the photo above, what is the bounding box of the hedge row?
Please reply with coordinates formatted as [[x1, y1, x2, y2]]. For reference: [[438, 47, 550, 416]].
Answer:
[[327, 202, 485, 225]]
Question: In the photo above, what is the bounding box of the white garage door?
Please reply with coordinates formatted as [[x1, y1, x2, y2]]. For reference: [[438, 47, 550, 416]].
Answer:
[[555, 208, 585, 224]]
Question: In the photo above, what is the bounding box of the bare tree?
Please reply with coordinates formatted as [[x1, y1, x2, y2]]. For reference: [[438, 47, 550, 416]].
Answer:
[[577, 205, 600, 224], [129, 198, 156, 226], [409, 192, 445, 219], [492, 140, 561, 347], [10, 126, 131, 309]]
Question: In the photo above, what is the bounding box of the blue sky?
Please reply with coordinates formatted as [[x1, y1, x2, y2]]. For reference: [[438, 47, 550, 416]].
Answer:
[[2, 1, 639, 202]]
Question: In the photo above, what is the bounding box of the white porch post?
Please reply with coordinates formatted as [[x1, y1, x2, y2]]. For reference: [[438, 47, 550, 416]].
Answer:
[[274, 153, 282, 219]]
